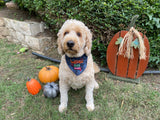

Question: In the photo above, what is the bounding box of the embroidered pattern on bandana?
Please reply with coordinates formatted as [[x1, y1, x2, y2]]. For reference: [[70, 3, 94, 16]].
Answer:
[[65, 54, 88, 76]]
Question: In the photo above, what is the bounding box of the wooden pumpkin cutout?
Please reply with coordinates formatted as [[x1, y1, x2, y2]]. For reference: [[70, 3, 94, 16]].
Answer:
[[107, 28, 150, 79]]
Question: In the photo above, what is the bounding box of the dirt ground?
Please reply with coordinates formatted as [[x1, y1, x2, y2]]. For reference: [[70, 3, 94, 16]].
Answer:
[[0, 6, 41, 21], [0, 6, 160, 92]]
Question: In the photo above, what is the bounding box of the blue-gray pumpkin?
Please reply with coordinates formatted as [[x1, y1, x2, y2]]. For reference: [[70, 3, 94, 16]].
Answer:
[[43, 82, 59, 98]]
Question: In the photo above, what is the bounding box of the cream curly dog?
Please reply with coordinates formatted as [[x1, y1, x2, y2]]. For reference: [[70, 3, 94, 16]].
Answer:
[[57, 19, 99, 112]]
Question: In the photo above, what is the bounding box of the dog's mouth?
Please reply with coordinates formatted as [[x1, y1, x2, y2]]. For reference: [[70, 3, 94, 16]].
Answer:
[[65, 48, 78, 55]]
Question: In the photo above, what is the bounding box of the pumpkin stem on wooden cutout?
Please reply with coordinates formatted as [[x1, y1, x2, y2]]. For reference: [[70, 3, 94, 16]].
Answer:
[[127, 15, 139, 30]]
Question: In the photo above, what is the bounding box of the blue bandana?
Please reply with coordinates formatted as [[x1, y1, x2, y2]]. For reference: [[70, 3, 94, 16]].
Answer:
[[65, 54, 88, 76]]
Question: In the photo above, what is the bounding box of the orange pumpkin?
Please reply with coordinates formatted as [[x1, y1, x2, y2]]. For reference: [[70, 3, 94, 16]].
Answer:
[[38, 66, 59, 83], [26, 78, 42, 95]]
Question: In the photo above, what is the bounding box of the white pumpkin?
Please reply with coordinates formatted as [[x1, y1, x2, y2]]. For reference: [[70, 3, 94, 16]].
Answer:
[[43, 82, 59, 98]]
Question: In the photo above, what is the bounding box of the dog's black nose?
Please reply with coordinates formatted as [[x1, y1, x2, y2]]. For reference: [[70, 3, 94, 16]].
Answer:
[[67, 40, 75, 48]]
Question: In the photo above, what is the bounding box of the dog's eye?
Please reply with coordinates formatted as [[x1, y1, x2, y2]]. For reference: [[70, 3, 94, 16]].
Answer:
[[77, 32, 81, 37], [64, 31, 69, 36]]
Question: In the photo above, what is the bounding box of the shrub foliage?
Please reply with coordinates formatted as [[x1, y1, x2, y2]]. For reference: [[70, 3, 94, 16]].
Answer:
[[0, 0, 5, 6], [14, 0, 160, 67]]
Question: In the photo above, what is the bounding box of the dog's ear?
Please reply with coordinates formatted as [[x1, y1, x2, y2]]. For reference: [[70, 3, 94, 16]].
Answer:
[[84, 26, 92, 56], [57, 30, 64, 55]]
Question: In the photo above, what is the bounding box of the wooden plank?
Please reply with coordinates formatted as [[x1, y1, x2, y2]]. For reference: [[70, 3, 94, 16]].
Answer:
[[127, 34, 139, 79], [136, 34, 150, 78], [107, 31, 120, 75], [116, 31, 129, 78]]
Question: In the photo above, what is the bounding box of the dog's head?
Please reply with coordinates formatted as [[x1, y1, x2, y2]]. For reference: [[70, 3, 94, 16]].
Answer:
[[57, 19, 92, 57]]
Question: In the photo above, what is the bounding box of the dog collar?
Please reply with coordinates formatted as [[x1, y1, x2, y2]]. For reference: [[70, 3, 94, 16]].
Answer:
[[65, 54, 88, 76]]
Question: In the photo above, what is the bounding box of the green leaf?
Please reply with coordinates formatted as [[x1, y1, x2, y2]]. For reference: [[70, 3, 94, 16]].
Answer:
[[115, 37, 123, 45], [131, 38, 139, 49], [147, 13, 153, 20], [153, 17, 160, 28], [36, 66, 43, 69]]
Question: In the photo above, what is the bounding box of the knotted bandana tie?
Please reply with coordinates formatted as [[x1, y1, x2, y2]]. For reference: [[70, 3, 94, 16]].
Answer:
[[65, 54, 88, 76]]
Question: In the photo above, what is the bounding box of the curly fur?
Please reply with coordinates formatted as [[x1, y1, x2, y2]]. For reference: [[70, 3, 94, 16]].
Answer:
[[57, 19, 99, 112]]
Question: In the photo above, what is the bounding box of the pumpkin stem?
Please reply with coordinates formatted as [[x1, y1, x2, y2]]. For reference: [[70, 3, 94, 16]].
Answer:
[[45, 66, 51, 71], [27, 77, 31, 81], [127, 15, 139, 30]]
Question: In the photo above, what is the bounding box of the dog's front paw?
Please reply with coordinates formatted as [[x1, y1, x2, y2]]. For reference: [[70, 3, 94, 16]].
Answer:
[[59, 104, 67, 113], [86, 104, 95, 111], [94, 82, 99, 89]]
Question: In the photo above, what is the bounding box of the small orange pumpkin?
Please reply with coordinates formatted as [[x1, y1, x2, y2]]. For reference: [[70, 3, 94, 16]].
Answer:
[[26, 78, 42, 95], [38, 66, 59, 83]]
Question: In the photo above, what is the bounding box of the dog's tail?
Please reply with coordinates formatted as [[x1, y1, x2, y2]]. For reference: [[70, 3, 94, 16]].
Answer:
[[93, 62, 100, 73]]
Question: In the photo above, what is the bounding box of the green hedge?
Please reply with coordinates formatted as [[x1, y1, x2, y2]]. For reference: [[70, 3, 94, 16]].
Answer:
[[14, 0, 160, 68], [0, 0, 12, 5], [0, 0, 5, 6]]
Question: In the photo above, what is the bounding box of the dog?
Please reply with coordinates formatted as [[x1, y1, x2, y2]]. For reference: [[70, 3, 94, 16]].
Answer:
[[57, 19, 99, 112]]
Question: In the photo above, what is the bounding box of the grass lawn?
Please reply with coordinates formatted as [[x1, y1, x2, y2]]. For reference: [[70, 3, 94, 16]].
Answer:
[[0, 38, 160, 120]]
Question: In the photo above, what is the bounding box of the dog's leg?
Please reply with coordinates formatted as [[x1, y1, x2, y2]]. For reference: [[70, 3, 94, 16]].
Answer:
[[85, 81, 95, 111], [59, 81, 70, 113]]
